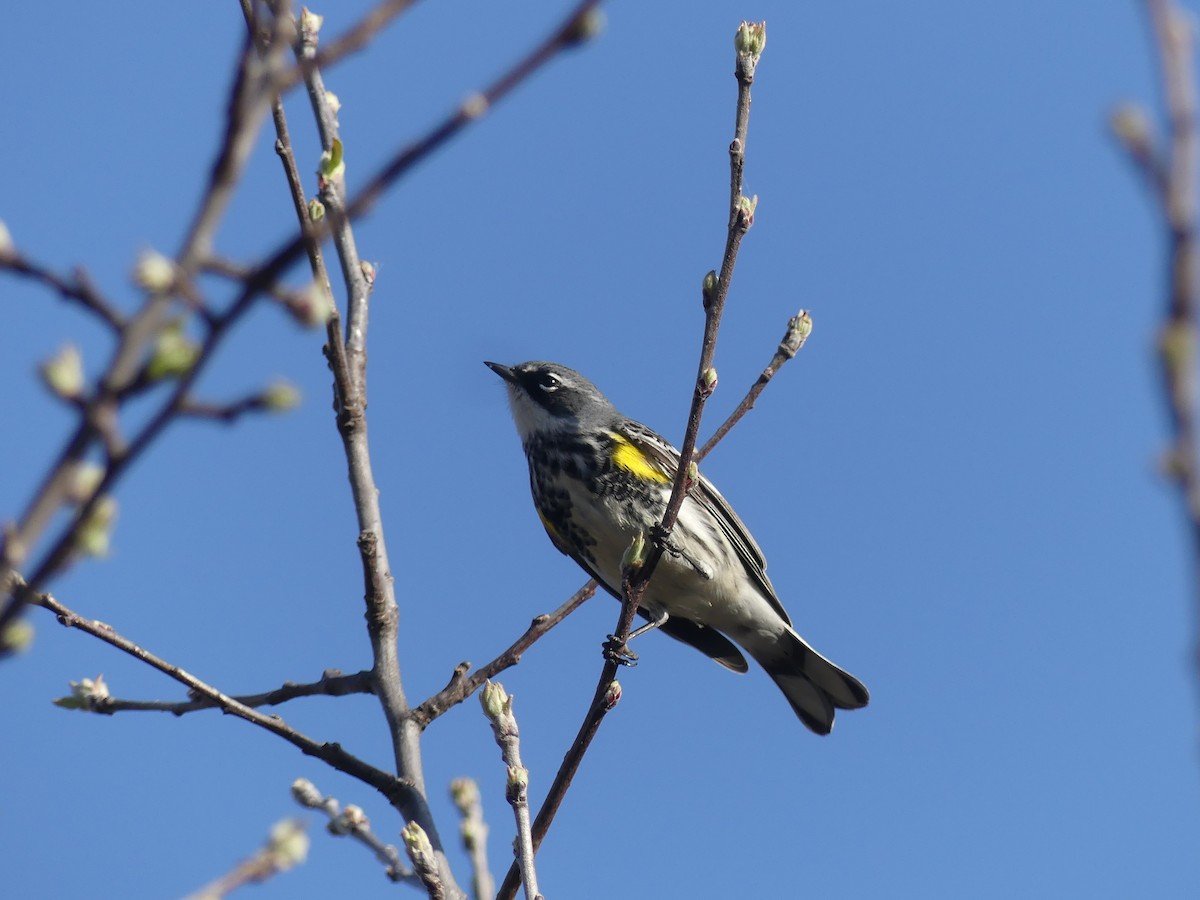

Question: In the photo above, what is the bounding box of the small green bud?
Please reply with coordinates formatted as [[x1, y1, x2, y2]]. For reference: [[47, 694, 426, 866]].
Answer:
[[39, 344, 84, 400], [686, 461, 699, 486], [266, 819, 309, 871], [1, 620, 34, 654], [735, 194, 758, 231], [74, 496, 118, 558], [702, 270, 719, 308], [307, 198, 326, 222], [262, 380, 302, 412], [318, 138, 345, 182], [506, 765, 528, 793], [401, 821, 434, 859], [734, 20, 767, 58], [132, 249, 177, 293], [324, 90, 341, 115], [339, 804, 368, 831], [299, 7, 324, 40], [480, 679, 513, 723], [55, 674, 110, 710], [67, 462, 105, 504], [701, 367, 718, 395], [780, 310, 813, 358], [290, 778, 322, 808], [147, 321, 200, 380], [450, 777, 480, 813], [621, 531, 647, 573]]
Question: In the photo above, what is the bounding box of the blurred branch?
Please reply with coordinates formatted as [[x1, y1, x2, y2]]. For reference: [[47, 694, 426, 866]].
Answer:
[[1117, 0, 1200, 667], [495, 22, 768, 900], [0, 0, 605, 656], [1, 252, 124, 330], [0, 9, 292, 639], [411, 581, 596, 729], [183, 819, 309, 900], [450, 778, 494, 900], [291, 778, 418, 884]]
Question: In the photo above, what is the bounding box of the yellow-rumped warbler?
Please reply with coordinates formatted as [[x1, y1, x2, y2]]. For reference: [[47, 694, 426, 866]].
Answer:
[[486, 360, 869, 734]]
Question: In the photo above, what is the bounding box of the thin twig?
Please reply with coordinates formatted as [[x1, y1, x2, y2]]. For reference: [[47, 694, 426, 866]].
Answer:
[[99, 669, 373, 715], [450, 778, 495, 900], [182, 819, 309, 900], [0, 0, 602, 646], [410, 581, 596, 729], [0, 10, 290, 632], [2, 254, 125, 330], [495, 22, 767, 900], [26, 580, 421, 808], [291, 778, 418, 884], [697, 310, 812, 461], [480, 683, 542, 900]]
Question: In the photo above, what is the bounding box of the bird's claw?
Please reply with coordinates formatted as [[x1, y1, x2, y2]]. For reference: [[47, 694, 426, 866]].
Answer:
[[603, 636, 639, 666]]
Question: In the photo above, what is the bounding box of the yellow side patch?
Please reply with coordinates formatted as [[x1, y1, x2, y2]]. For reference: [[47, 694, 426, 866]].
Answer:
[[537, 508, 570, 555], [608, 432, 672, 484]]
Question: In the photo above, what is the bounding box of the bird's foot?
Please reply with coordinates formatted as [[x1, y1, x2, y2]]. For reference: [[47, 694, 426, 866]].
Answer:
[[603, 636, 639, 666]]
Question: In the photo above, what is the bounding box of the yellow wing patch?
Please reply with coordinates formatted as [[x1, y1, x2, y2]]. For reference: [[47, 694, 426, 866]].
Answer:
[[608, 432, 672, 484]]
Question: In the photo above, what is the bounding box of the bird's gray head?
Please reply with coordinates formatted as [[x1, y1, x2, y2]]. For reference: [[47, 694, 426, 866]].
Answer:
[[484, 360, 615, 440]]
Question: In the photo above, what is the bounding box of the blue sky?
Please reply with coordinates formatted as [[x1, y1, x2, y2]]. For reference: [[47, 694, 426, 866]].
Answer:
[[3, 2, 1198, 898]]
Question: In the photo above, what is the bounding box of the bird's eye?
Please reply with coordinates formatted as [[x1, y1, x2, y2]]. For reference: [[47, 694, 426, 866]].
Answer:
[[537, 373, 560, 392]]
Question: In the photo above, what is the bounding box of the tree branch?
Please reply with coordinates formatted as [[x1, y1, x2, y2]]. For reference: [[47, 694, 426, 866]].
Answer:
[[495, 22, 768, 900]]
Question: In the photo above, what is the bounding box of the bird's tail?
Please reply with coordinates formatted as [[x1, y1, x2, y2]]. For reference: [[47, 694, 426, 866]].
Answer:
[[752, 626, 869, 735]]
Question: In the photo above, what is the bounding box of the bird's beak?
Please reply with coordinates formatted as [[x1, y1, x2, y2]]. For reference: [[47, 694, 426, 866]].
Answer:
[[484, 361, 518, 384]]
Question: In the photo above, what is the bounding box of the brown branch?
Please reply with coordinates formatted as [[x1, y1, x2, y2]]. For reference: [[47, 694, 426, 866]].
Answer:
[[410, 581, 596, 729], [495, 22, 767, 900], [450, 778, 494, 900], [697, 310, 812, 462], [100, 669, 374, 715], [292, 778, 417, 884], [26, 579, 421, 808], [1, 0, 601, 645], [2, 254, 125, 330], [480, 683, 542, 900], [0, 10, 291, 634]]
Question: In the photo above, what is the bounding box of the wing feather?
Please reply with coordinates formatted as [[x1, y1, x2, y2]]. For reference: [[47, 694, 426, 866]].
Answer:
[[617, 421, 793, 627]]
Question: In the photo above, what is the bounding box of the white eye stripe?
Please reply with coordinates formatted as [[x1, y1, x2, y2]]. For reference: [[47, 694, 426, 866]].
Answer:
[[537, 373, 560, 392]]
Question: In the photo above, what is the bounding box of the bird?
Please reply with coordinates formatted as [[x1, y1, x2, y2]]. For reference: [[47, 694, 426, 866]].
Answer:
[[485, 359, 869, 734]]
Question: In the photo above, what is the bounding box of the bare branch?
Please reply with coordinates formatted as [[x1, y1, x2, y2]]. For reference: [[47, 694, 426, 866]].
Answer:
[[99, 669, 373, 715], [411, 581, 596, 729], [480, 683, 542, 900], [496, 23, 767, 900], [697, 310, 813, 461], [26, 579, 422, 809], [450, 778, 494, 900], [2, 253, 124, 330], [182, 819, 309, 900], [291, 778, 418, 884]]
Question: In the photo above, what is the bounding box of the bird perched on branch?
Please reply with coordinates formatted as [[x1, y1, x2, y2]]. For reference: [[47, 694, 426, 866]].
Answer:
[[486, 359, 868, 734]]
